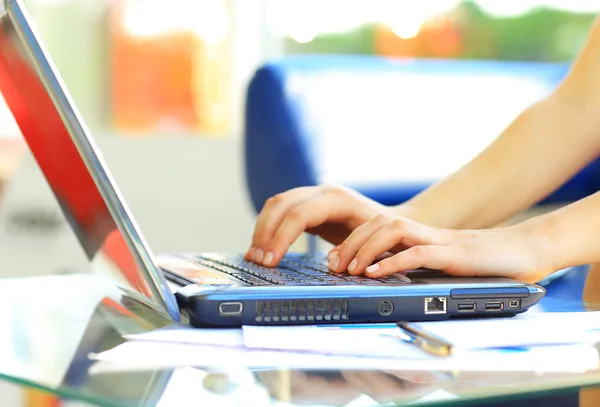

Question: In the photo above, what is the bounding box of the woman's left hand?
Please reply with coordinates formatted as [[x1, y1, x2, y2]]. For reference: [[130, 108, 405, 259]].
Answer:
[[327, 215, 553, 284]]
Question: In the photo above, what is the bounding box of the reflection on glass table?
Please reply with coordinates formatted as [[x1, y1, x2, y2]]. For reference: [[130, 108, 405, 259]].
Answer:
[[0, 273, 600, 407]]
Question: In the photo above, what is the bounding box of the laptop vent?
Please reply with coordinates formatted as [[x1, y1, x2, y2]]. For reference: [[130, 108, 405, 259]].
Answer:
[[255, 299, 348, 323]]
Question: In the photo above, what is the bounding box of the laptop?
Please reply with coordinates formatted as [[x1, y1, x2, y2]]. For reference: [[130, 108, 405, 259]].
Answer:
[[0, 0, 545, 327]]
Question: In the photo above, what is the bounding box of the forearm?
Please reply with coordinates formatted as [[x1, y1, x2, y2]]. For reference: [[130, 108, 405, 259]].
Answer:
[[523, 191, 600, 272], [398, 17, 600, 231], [397, 92, 600, 230]]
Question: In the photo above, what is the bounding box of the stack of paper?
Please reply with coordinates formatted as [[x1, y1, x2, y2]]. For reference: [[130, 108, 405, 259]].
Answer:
[[239, 313, 600, 372], [91, 311, 600, 373]]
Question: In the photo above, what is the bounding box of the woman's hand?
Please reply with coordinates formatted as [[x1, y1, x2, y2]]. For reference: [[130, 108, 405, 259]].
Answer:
[[246, 185, 397, 267], [328, 215, 554, 284]]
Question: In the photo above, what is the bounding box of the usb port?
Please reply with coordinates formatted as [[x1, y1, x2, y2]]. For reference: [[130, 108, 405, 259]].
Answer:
[[509, 300, 519, 308], [457, 303, 476, 312], [485, 302, 503, 311]]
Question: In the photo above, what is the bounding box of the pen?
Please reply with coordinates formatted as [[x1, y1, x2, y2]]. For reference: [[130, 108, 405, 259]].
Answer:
[[395, 322, 454, 357]]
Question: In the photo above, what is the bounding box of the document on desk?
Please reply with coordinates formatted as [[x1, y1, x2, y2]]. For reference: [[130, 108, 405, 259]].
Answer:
[[91, 340, 598, 373], [92, 312, 600, 373], [242, 312, 600, 354], [404, 311, 600, 351], [125, 325, 245, 347], [242, 323, 418, 358]]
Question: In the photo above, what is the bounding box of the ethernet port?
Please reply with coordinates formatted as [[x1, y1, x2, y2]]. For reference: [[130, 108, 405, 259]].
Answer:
[[425, 297, 447, 314]]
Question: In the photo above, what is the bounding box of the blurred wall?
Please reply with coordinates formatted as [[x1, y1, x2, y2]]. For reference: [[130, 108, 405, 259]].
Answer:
[[17, 0, 263, 254], [97, 136, 257, 254], [26, 0, 108, 131]]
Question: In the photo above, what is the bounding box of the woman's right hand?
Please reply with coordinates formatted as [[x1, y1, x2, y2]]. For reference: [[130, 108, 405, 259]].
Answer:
[[245, 185, 398, 268]]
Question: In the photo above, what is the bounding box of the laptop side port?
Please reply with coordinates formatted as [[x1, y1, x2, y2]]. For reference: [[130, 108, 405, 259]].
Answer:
[[457, 303, 476, 312], [485, 302, 503, 312], [378, 300, 394, 316], [425, 297, 447, 314], [219, 302, 243, 316], [509, 299, 519, 308]]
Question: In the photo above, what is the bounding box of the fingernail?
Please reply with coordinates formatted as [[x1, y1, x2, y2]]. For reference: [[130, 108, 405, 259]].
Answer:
[[366, 264, 380, 274], [329, 252, 339, 271], [263, 251, 274, 266], [327, 250, 337, 262], [247, 247, 255, 260], [348, 258, 357, 272], [254, 248, 264, 263]]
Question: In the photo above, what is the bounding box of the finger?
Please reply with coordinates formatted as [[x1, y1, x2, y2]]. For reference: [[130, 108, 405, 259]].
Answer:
[[265, 194, 352, 266], [327, 245, 341, 262], [328, 248, 392, 265], [351, 218, 445, 275], [244, 247, 255, 261], [365, 245, 461, 278], [332, 215, 391, 273], [248, 187, 315, 260]]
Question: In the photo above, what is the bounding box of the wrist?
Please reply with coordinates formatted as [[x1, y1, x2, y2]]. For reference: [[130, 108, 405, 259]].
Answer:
[[509, 213, 566, 274], [394, 203, 432, 225], [394, 202, 462, 229]]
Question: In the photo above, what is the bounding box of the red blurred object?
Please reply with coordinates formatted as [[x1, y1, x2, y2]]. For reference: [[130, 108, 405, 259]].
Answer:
[[109, 0, 230, 135], [0, 13, 149, 295], [428, 18, 462, 58]]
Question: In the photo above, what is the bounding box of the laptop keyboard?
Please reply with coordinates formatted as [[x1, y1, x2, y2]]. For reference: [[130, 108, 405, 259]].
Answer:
[[194, 254, 412, 286]]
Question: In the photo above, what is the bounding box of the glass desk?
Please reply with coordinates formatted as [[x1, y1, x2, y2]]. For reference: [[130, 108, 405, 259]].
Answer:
[[1, 273, 600, 407]]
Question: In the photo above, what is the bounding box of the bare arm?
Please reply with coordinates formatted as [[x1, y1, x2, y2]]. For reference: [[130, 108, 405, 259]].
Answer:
[[528, 191, 600, 273], [399, 17, 600, 230]]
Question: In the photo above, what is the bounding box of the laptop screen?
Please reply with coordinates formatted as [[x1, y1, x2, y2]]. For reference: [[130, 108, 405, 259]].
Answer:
[[0, 0, 179, 322]]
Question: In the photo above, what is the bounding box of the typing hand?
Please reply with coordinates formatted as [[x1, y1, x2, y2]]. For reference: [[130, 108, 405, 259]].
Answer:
[[245, 185, 394, 267], [328, 215, 552, 284]]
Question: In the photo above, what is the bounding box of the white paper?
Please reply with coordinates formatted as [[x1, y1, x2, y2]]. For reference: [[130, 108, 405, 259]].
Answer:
[[407, 311, 600, 350], [243, 323, 428, 358], [126, 326, 245, 348], [91, 340, 599, 373], [99, 311, 600, 374], [91, 341, 427, 371], [128, 323, 428, 359], [242, 312, 600, 357]]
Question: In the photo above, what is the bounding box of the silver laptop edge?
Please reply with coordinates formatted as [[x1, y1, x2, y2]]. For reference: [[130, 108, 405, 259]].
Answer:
[[1, 0, 180, 322]]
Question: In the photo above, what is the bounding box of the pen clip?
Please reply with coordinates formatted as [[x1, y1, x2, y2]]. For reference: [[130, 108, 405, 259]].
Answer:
[[396, 322, 454, 357]]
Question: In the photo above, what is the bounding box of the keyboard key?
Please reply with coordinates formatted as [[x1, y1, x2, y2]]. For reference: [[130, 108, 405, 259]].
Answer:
[[379, 274, 412, 284], [277, 281, 307, 286]]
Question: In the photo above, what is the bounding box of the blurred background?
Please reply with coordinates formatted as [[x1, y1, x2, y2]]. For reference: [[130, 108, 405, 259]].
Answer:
[[0, 0, 597, 257]]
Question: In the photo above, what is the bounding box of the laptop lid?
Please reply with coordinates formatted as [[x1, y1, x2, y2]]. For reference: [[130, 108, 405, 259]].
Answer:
[[0, 0, 180, 322]]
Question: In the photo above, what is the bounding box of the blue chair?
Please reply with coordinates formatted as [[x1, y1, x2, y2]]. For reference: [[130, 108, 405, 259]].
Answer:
[[243, 55, 600, 297], [245, 55, 600, 211]]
